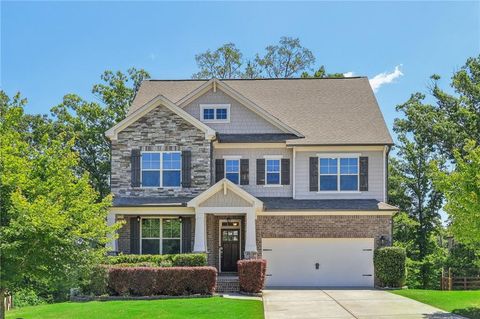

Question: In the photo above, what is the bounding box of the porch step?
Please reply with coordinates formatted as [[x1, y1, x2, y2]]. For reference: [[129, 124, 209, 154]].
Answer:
[[217, 276, 239, 293]]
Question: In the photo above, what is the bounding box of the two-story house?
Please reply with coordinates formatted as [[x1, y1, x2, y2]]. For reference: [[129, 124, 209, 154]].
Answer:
[[105, 77, 398, 287]]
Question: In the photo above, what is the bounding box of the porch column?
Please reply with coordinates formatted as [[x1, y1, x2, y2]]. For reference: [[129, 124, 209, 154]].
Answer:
[[193, 210, 207, 252], [244, 208, 258, 259], [106, 211, 117, 252]]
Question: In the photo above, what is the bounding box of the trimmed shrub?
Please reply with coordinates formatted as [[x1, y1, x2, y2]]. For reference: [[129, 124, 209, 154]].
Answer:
[[107, 253, 206, 267], [374, 247, 406, 288], [107, 266, 217, 296], [237, 259, 267, 293]]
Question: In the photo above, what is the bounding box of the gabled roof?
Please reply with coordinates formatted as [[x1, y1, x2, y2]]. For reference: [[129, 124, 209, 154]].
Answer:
[[187, 178, 263, 210], [130, 78, 394, 146], [105, 95, 216, 141]]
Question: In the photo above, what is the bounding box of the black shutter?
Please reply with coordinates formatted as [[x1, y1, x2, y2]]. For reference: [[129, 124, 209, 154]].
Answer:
[[131, 149, 141, 187], [359, 156, 369, 191], [215, 159, 224, 182], [256, 159, 265, 185], [181, 217, 192, 253], [281, 158, 290, 185], [130, 217, 140, 254], [240, 159, 249, 185], [309, 157, 318, 191], [181, 150, 192, 188]]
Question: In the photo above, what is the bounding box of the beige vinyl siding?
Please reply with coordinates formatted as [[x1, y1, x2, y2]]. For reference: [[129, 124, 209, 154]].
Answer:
[[199, 190, 252, 207], [213, 148, 293, 197], [183, 89, 284, 134], [294, 150, 384, 200]]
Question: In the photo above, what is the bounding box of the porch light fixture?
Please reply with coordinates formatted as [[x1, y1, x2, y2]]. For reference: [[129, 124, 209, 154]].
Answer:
[[379, 235, 386, 246], [232, 222, 238, 226], [136, 216, 141, 222], [179, 217, 183, 222]]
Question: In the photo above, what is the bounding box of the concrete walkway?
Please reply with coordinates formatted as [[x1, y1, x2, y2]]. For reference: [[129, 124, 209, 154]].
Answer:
[[263, 289, 466, 319]]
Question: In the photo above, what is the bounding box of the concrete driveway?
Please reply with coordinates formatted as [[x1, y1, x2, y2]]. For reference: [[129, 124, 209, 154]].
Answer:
[[263, 289, 465, 319]]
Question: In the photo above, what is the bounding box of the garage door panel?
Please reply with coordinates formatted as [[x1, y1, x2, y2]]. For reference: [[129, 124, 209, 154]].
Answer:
[[262, 238, 374, 287]]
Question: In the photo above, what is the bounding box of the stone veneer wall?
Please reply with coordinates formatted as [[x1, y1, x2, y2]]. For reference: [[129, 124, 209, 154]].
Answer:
[[255, 215, 392, 258], [111, 105, 211, 198]]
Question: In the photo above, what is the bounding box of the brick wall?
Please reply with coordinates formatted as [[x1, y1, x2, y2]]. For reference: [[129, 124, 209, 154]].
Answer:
[[111, 105, 211, 198], [256, 214, 392, 257]]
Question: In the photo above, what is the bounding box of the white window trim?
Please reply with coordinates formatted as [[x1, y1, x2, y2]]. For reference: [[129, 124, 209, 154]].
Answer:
[[140, 217, 182, 255], [200, 104, 231, 123], [140, 151, 182, 189], [224, 158, 240, 185], [265, 156, 282, 186], [318, 155, 360, 193]]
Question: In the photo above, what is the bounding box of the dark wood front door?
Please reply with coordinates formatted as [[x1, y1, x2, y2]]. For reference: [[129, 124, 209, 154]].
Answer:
[[221, 229, 240, 272]]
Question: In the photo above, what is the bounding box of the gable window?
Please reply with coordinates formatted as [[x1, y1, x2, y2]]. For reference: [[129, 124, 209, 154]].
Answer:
[[141, 218, 181, 254], [200, 104, 230, 123], [266, 159, 281, 185], [141, 152, 181, 187], [319, 156, 359, 192], [225, 159, 240, 184]]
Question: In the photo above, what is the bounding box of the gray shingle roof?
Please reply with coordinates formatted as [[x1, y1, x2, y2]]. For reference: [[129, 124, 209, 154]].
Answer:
[[259, 198, 398, 211], [113, 196, 398, 211], [130, 78, 393, 145]]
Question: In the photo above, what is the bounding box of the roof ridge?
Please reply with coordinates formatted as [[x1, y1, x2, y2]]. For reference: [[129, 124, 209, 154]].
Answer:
[[145, 76, 367, 82]]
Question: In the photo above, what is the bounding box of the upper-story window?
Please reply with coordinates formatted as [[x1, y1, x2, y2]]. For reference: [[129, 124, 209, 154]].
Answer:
[[200, 104, 230, 123], [225, 159, 240, 184], [141, 152, 181, 187], [319, 157, 358, 191], [266, 158, 281, 185]]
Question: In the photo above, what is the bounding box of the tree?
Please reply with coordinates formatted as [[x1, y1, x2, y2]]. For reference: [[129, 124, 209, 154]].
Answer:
[[432, 141, 480, 248], [51, 68, 149, 199], [0, 92, 119, 319], [301, 65, 345, 78], [192, 43, 243, 79], [255, 37, 315, 78]]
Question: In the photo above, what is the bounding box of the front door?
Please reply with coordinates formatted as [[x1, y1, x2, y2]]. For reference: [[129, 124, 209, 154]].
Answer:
[[221, 229, 240, 272]]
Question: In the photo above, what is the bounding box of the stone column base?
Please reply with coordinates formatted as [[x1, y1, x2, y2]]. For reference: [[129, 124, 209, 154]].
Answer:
[[244, 251, 258, 259]]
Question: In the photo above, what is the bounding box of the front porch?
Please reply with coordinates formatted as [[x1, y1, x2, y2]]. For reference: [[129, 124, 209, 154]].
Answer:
[[108, 179, 263, 272]]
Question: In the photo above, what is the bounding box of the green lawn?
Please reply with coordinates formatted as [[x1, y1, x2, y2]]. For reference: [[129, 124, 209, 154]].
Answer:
[[6, 297, 264, 319], [391, 289, 480, 319]]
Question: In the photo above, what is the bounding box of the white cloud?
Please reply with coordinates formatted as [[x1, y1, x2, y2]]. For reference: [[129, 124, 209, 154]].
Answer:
[[343, 71, 355, 77], [369, 65, 403, 92]]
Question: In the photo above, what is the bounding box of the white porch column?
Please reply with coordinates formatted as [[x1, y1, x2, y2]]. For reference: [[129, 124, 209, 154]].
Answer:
[[106, 211, 117, 252], [244, 208, 258, 259], [193, 210, 207, 252]]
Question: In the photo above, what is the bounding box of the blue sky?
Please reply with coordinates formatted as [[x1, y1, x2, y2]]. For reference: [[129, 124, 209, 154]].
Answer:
[[1, 1, 479, 136]]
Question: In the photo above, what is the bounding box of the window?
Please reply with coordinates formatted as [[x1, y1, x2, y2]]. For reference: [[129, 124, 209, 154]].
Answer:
[[266, 159, 280, 185], [141, 152, 181, 187], [319, 157, 359, 191], [141, 218, 181, 254], [200, 104, 230, 122], [225, 159, 240, 184]]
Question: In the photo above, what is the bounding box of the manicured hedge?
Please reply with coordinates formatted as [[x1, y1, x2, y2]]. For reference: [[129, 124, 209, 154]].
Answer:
[[107, 253, 207, 267], [108, 266, 217, 296], [237, 259, 267, 293], [374, 247, 406, 288]]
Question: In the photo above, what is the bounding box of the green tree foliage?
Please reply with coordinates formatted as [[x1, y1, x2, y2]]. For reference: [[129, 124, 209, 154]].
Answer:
[[0, 92, 119, 318], [301, 65, 345, 78], [192, 43, 243, 79], [432, 141, 480, 248], [51, 68, 149, 199], [255, 37, 315, 78]]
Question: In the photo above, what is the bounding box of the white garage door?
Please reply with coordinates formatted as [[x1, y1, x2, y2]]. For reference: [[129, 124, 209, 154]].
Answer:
[[262, 238, 374, 287]]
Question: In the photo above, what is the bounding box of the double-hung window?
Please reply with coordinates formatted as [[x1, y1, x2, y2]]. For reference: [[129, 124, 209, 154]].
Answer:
[[225, 159, 240, 184], [141, 152, 181, 187], [266, 159, 281, 185], [200, 104, 230, 123], [141, 218, 181, 254], [319, 156, 359, 191]]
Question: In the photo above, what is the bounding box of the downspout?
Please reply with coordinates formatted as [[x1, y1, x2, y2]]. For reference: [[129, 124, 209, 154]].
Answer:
[[292, 147, 296, 199]]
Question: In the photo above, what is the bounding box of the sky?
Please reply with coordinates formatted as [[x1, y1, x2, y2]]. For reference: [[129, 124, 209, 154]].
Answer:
[[1, 1, 479, 137]]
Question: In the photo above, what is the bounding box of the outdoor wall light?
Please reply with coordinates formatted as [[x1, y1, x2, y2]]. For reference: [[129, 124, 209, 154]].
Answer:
[[179, 217, 183, 222], [379, 235, 386, 246], [136, 216, 141, 222]]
